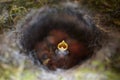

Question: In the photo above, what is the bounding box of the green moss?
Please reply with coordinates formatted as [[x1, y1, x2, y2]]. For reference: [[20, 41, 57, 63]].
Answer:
[[0, 61, 38, 80]]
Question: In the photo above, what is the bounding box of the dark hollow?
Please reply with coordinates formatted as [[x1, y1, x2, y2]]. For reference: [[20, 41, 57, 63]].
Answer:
[[20, 5, 103, 70]]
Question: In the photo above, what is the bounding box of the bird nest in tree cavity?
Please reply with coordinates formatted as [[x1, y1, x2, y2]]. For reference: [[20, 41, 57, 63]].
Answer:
[[20, 5, 104, 70]]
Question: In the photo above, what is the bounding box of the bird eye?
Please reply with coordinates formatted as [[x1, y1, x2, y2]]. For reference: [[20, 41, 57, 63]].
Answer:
[[41, 54, 48, 60]]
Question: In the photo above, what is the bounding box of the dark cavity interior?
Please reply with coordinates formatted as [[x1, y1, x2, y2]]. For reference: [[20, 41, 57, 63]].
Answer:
[[20, 6, 103, 70]]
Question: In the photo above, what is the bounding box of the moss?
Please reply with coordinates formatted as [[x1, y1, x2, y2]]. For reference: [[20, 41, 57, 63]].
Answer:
[[0, 57, 38, 80], [79, 0, 120, 30], [0, 0, 62, 33]]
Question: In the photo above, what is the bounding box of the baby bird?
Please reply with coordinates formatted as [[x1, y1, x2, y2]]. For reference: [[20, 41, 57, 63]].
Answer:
[[35, 29, 89, 70]]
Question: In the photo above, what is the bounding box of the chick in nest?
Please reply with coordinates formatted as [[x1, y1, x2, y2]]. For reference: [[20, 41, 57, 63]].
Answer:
[[20, 4, 103, 70]]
